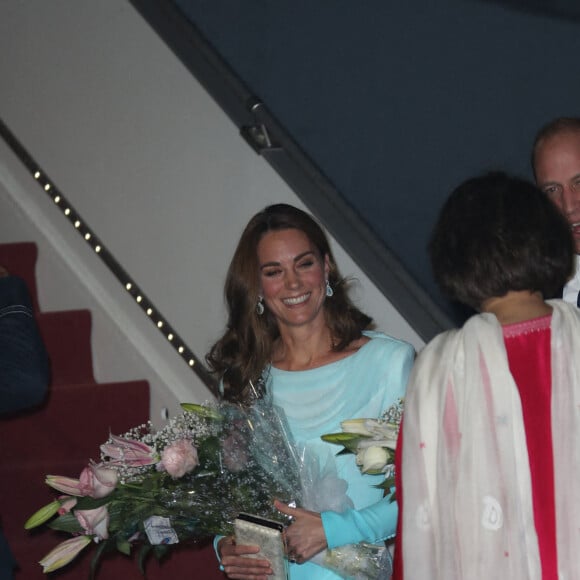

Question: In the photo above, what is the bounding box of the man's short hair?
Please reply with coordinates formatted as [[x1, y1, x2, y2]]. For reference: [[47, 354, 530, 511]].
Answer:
[[429, 171, 574, 309], [531, 117, 580, 177]]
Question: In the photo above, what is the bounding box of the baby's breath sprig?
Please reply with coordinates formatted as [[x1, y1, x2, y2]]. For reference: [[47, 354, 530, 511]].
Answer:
[[99, 403, 220, 482], [381, 398, 404, 425]]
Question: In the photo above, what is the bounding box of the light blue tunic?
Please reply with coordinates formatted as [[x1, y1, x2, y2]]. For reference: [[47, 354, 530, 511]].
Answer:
[[270, 331, 414, 580]]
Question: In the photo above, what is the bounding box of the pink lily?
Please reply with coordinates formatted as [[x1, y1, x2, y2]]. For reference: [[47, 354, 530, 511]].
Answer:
[[100, 435, 158, 467], [45, 464, 118, 498], [57, 496, 77, 515], [79, 463, 118, 498], [39, 535, 92, 573], [45, 475, 86, 497], [76, 506, 109, 540]]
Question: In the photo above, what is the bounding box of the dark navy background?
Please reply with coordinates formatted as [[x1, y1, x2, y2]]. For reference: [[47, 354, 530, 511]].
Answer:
[[172, 0, 580, 320]]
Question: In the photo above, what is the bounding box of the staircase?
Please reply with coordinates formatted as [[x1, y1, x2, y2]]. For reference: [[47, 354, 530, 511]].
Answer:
[[0, 242, 223, 579]]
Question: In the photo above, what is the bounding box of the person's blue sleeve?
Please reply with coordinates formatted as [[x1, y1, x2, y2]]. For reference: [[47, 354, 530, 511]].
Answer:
[[213, 535, 225, 569], [381, 340, 415, 403], [322, 340, 414, 549], [0, 276, 50, 414], [322, 494, 398, 548]]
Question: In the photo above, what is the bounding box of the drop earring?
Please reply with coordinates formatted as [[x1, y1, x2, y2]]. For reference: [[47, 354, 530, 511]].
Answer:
[[256, 296, 265, 315], [325, 280, 334, 298]]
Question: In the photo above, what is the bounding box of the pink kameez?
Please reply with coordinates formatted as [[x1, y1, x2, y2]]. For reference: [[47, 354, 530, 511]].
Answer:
[[503, 315, 557, 579], [394, 313, 559, 579]]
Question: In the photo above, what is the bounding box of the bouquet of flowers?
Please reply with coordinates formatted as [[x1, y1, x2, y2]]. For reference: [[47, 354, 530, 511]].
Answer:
[[312, 399, 404, 580], [321, 399, 404, 493], [25, 398, 302, 576], [25, 392, 404, 580]]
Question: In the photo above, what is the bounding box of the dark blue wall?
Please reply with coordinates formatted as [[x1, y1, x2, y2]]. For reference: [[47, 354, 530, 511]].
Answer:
[[174, 0, 580, 319]]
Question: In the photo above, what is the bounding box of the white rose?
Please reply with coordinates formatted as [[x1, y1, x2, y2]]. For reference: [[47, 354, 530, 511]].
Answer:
[[357, 446, 389, 474]]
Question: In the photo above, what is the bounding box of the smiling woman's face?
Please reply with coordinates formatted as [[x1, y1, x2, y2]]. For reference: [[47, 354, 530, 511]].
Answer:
[[257, 228, 329, 330]]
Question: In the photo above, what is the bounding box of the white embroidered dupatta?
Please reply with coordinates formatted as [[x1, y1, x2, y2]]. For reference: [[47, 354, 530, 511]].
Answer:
[[401, 301, 580, 580]]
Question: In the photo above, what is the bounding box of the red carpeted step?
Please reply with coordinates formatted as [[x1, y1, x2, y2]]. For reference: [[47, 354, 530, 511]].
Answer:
[[0, 460, 90, 552], [10, 534, 224, 579], [0, 380, 149, 467], [4, 465, 224, 580], [0, 242, 40, 312], [0, 242, 224, 579], [37, 310, 95, 386], [6, 465, 225, 580], [0, 378, 150, 578]]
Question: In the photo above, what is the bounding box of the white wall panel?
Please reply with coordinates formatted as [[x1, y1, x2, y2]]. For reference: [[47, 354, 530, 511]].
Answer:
[[0, 1, 422, 424]]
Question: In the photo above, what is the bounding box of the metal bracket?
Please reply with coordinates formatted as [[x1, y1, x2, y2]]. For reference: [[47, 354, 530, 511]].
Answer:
[[240, 122, 281, 155]]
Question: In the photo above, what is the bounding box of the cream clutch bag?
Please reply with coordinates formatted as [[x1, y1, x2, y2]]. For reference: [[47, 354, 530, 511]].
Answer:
[[234, 513, 289, 580]]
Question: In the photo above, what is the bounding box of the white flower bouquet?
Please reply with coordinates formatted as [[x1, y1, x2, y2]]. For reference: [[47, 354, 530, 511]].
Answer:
[[321, 399, 404, 492], [313, 399, 405, 580]]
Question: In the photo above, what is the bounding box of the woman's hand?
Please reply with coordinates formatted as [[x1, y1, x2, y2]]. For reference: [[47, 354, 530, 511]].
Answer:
[[275, 500, 328, 564], [218, 536, 273, 580]]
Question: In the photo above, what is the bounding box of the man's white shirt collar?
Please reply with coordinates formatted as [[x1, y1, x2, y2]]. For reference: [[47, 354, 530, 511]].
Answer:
[[563, 255, 580, 306]]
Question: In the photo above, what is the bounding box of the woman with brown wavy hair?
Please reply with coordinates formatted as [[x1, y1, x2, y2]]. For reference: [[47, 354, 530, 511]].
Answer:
[[207, 203, 414, 580]]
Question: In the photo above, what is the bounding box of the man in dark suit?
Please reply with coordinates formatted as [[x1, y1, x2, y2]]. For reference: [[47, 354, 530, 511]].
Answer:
[[532, 117, 580, 305]]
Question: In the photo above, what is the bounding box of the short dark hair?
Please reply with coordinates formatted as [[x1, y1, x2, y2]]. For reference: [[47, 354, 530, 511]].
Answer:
[[531, 117, 580, 178], [429, 172, 574, 309]]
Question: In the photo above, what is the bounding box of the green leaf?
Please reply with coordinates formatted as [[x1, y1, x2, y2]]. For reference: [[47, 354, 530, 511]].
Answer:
[[197, 435, 222, 470], [180, 403, 223, 420], [321, 432, 361, 445], [116, 538, 132, 556], [373, 476, 397, 503], [138, 544, 153, 576], [75, 495, 112, 510], [153, 544, 170, 561], [24, 499, 61, 530], [336, 448, 354, 456], [364, 467, 386, 476], [47, 513, 84, 534], [321, 432, 365, 453], [89, 539, 111, 580]]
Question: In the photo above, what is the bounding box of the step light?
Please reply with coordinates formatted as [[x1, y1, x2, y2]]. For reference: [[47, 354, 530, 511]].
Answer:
[[0, 118, 217, 391]]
